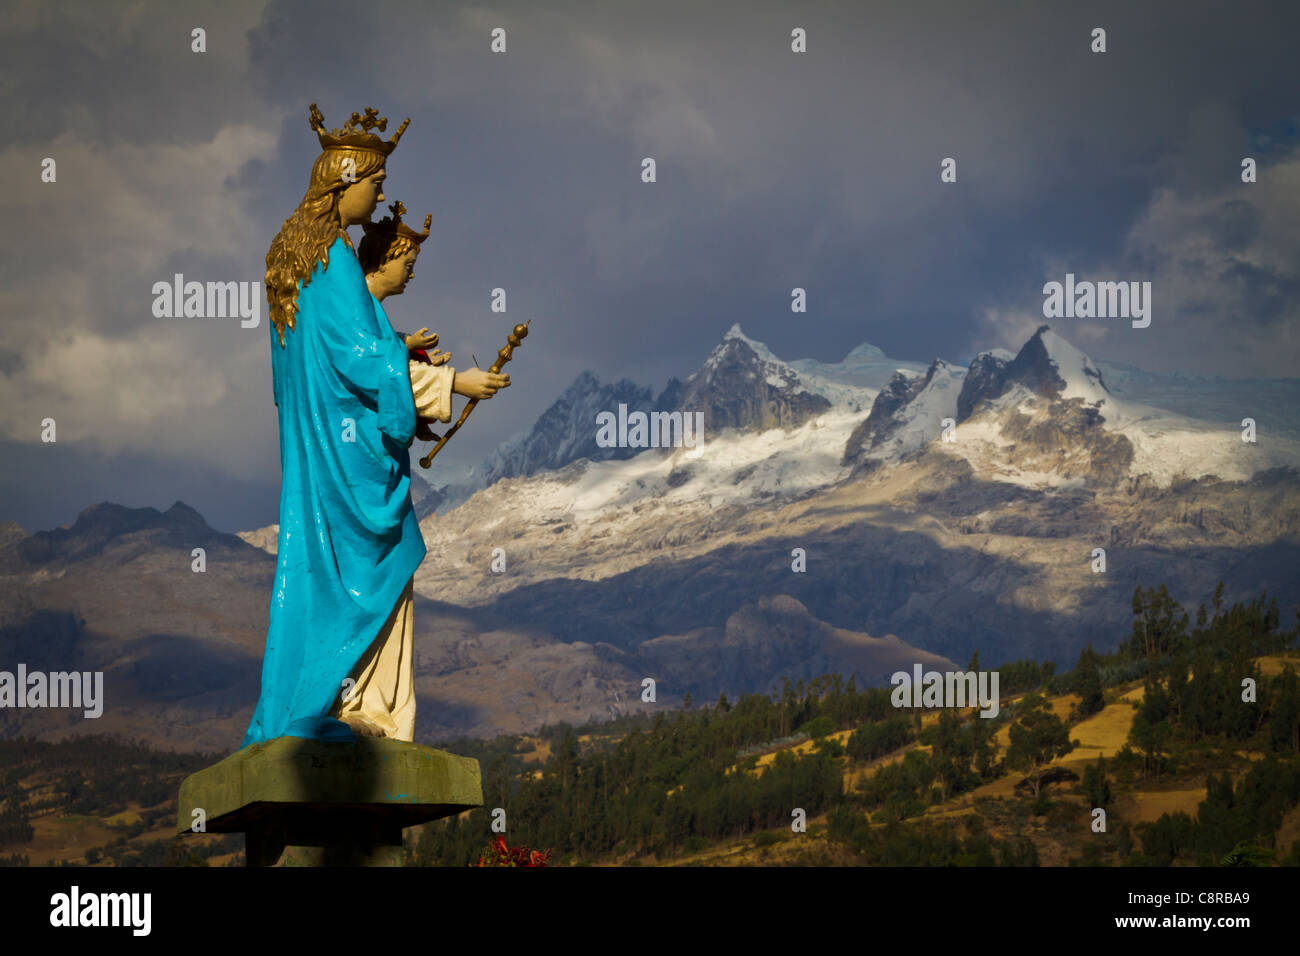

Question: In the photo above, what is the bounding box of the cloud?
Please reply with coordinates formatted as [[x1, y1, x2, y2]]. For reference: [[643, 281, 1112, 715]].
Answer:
[[0, 123, 280, 466], [975, 146, 1300, 377]]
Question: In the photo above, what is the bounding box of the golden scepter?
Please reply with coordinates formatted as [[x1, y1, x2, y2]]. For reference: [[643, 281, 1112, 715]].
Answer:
[[420, 321, 530, 468]]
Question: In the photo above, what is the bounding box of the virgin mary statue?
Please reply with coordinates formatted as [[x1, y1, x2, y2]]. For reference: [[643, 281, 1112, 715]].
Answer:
[[241, 105, 425, 746]]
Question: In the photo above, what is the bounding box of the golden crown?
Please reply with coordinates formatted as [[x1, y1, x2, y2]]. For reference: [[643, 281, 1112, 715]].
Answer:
[[309, 103, 409, 155], [362, 201, 432, 244]]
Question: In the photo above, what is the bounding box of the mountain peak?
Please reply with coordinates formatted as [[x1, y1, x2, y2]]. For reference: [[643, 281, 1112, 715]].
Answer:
[[842, 341, 887, 363], [711, 323, 782, 366], [165, 500, 204, 520], [956, 325, 1110, 421], [466, 370, 659, 495], [1024, 325, 1111, 404], [20, 500, 222, 566], [843, 359, 965, 470], [683, 326, 831, 433]]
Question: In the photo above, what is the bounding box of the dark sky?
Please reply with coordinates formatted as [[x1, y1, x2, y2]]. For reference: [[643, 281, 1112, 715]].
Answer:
[[2, 0, 1297, 533]]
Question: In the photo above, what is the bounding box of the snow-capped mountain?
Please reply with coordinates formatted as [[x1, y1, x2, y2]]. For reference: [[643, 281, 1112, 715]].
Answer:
[[843, 358, 967, 472], [951, 325, 1115, 431], [929, 326, 1299, 488], [422, 372, 685, 516], [399, 320, 1300, 558], [480, 371, 684, 483], [417, 322, 927, 515], [411, 323, 1299, 618], [676, 323, 833, 433]]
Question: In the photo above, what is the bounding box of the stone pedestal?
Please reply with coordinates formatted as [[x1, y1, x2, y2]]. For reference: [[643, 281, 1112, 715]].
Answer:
[[177, 736, 482, 866]]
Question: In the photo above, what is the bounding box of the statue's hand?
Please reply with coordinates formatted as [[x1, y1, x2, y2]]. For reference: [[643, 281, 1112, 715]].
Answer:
[[453, 368, 511, 401], [405, 327, 439, 350], [426, 348, 451, 366], [415, 420, 438, 442]]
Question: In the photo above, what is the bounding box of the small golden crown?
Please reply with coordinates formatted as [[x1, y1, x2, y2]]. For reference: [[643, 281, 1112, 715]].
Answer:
[[309, 103, 409, 155], [362, 201, 432, 243]]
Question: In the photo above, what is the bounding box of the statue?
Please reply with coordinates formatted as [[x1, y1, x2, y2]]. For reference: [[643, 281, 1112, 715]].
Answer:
[[241, 104, 509, 746]]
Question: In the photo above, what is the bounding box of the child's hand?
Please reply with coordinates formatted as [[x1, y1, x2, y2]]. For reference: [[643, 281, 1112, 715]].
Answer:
[[405, 327, 439, 350], [453, 368, 510, 400], [426, 349, 452, 366]]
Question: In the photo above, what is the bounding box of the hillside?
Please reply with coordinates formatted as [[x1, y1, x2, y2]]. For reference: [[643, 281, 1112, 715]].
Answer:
[[403, 583, 1300, 867], [3, 583, 1298, 867]]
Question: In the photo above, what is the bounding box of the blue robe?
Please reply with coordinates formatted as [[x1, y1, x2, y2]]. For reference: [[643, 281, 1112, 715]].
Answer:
[[242, 235, 427, 746]]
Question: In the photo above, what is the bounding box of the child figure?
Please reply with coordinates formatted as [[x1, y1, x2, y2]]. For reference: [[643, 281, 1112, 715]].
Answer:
[[358, 202, 508, 442]]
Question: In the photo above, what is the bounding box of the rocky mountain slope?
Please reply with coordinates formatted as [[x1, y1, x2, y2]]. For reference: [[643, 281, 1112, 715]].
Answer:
[[0, 499, 947, 750]]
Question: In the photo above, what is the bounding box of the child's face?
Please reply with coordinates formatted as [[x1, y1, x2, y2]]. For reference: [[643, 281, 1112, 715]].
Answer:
[[375, 247, 419, 298]]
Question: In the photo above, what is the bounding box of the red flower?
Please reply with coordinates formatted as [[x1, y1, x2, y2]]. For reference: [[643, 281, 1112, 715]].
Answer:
[[471, 836, 552, 867]]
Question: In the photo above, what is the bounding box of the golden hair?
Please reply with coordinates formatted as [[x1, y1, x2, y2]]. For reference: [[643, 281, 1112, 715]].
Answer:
[[265, 148, 388, 347], [357, 232, 419, 275]]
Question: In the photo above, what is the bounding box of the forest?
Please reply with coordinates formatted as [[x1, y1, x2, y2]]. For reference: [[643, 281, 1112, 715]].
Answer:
[[1, 582, 1297, 867]]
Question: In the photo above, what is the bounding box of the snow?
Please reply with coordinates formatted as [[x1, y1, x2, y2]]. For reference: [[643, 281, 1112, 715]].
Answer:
[[788, 352, 929, 395], [1038, 328, 1111, 406], [842, 342, 888, 363], [717, 323, 786, 368], [427, 324, 1300, 528], [428, 403, 866, 556], [704, 323, 910, 412], [858, 361, 966, 463], [1096, 360, 1300, 440], [1034, 330, 1300, 481], [1107, 401, 1299, 483]]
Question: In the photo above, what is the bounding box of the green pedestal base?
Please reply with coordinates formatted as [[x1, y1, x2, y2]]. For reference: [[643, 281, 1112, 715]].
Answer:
[[178, 736, 482, 867]]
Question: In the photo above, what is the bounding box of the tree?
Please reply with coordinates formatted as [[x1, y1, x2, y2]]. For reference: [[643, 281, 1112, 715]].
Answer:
[[799, 716, 834, 740], [1221, 841, 1275, 867], [1270, 666, 1300, 754], [921, 710, 971, 801], [1081, 754, 1111, 809], [1073, 644, 1104, 717], [1126, 584, 1190, 661], [1129, 678, 1172, 778], [1006, 693, 1075, 799], [969, 710, 1000, 779]]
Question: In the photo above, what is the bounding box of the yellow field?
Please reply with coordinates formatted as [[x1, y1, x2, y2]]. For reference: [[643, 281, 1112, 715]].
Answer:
[[1255, 653, 1300, 677], [1119, 787, 1207, 824]]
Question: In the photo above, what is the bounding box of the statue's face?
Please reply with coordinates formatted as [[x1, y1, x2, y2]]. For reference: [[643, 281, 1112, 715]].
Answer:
[[392, 247, 419, 295], [338, 168, 386, 226], [370, 247, 419, 299]]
